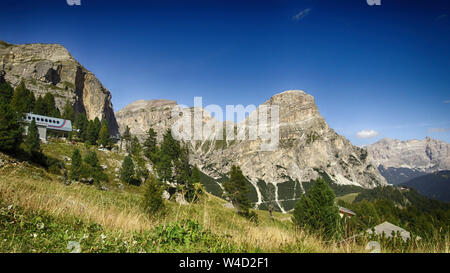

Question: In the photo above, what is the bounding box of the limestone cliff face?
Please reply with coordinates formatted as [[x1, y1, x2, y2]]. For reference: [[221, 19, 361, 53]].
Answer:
[[188, 91, 386, 190], [366, 137, 450, 172], [0, 41, 119, 135], [116, 90, 387, 203]]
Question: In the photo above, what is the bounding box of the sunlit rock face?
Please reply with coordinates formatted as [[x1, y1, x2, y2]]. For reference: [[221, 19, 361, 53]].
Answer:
[[0, 41, 119, 135], [367, 137, 450, 172], [116, 90, 387, 211]]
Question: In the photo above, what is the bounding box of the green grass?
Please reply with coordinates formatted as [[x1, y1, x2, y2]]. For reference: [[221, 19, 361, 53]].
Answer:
[[336, 193, 359, 204], [1, 141, 448, 253]]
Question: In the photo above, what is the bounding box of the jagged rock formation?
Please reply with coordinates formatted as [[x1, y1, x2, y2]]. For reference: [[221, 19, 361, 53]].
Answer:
[[116, 90, 387, 211], [0, 40, 119, 135], [366, 137, 450, 185], [366, 137, 450, 172]]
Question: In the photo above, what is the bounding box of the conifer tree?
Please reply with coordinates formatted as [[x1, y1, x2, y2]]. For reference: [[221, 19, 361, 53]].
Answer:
[[43, 93, 59, 117], [122, 126, 131, 152], [0, 101, 22, 152], [74, 113, 88, 141], [120, 155, 135, 184], [130, 136, 141, 157], [70, 148, 82, 181], [292, 178, 341, 239], [86, 120, 97, 145], [155, 153, 172, 183], [143, 173, 165, 214], [160, 129, 180, 160], [84, 150, 99, 168], [190, 165, 201, 184], [143, 127, 158, 162], [174, 145, 194, 199], [24, 119, 40, 155], [84, 150, 107, 183], [33, 96, 46, 115], [0, 81, 14, 104], [98, 120, 110, 148], [62, 100, 74, 122], [11, 81, 35, 115], [223, 165, 252, 216]]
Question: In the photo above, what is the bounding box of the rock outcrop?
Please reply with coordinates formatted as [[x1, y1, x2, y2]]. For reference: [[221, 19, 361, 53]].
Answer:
[[116, 90, 387, 211], [0, 41, 119, 135], [366, 137, 450, 172]]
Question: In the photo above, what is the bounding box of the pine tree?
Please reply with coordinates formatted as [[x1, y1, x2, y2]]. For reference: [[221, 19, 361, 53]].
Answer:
[[84, 150, 99, 168], [143, 173, 165, 214], [70, 148, 82, 181], [98, 120, 110, 148], [130, 136, 141, 157], [86, 120, 97, 145], [86, 118, 102, 145], [190, 165, 201, 184], [24, 119, 40, 155], [129, 136, 148, 183], [11, 81, 35, 115], [0, 81, 14, 104], [74, 113, 88, 142], [160, 129, 180, 160], [143, 127, 158, 162], [174, 145, 194, 199], [120, 155, 135, 185], [33, 96, 46, 115], [62, 100, 74, 121], [223, 165, 252, 216], [84, 150, 107, 183], [0, 102, 22, 153], [292, 178, 341, 240], [43, 93, 59, 117], [188, 165, 202, 202], [155, 153, 172, 183], [122, 126, 131, 152]]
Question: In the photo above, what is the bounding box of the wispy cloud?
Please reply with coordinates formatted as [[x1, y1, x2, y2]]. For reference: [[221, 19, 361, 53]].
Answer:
[[429, 128, 450, 133], [436, 14, 448, 22], [443, 100, 450, 104], [356, 130, 379, 139], [292, 8, 311, 21]]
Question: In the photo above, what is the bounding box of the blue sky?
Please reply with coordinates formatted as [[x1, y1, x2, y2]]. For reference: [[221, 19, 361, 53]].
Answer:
[[1, 0, 449, 145]]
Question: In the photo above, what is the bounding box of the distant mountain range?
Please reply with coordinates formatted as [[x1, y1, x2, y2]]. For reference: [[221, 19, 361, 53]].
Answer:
[[366, 137, 450, 184], [366, 137, 450, 202]]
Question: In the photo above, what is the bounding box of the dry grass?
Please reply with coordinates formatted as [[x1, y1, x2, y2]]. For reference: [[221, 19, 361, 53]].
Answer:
[[1, 149, 448, 253]]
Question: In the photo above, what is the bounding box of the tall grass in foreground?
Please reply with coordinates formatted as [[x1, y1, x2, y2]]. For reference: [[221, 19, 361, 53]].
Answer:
[[0, 153, 448, 253]]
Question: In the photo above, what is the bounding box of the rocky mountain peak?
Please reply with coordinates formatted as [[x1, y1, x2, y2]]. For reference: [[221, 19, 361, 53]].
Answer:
[[0, 41, 119, 135], [116, 90, 387, 212], [366, 137, 450, 172]]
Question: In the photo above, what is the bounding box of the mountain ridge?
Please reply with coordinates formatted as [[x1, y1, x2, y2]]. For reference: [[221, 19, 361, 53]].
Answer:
[[0, 41, 119, 135]]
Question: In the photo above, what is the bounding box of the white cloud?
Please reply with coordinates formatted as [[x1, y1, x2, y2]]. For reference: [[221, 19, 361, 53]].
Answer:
[[429, 128, 450, 133], [356, 129, 379, 139], [443, 100, 450, 104], [292, 8, 311, 21]]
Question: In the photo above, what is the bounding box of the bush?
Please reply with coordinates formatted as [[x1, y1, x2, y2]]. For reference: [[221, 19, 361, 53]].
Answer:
[[143, 173, 165, 215], [120, 155, 136, 185]]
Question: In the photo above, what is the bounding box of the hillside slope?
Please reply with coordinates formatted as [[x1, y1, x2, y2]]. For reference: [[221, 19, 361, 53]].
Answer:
[[401, 171, 450, 203]]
